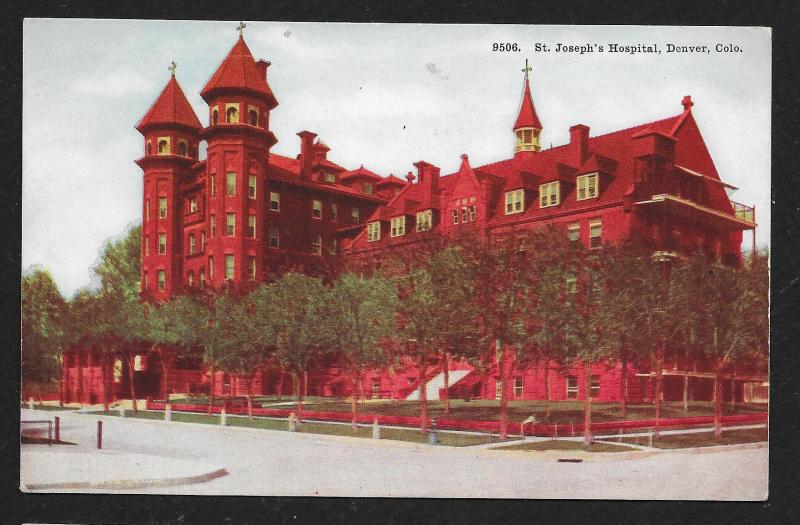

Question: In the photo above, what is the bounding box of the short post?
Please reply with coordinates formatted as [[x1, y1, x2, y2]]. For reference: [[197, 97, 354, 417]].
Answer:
[[220, 408, 227, 426], [288, 412, 297, 432], [372, 417, 381, 440], [429, 417, 438, 445], [649, 428, 653, 448], [119, 406, 126, 418], [28, 397, 34, 410], [54, 416, 60, 442], [164, 403, 172, 422], [96, 420, 103, 449]]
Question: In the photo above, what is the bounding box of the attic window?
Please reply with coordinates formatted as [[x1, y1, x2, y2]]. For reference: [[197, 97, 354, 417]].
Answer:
[[390, 216, 406, 237], [577, 173, 599, 201], [367, 221, 381, 242], [539, 182, 560, 208], [505, 189, 524, 215], [323, 172, 336, 183], [362, 182, 373, 195]]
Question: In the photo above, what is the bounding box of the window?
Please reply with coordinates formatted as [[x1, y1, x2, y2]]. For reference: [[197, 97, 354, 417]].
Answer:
[[248, 256, 256, 280], [270, 191, 280, 211], [514, 377, 524, 398], [144, 235, 149, 256], [247, 215, 256, 238], [390, 216, 406, 237], [416, 210, 432, 232], [362, 182, 373, 195], [158, 197, 167, 218], [225, 103, 239, 124], [145, 200, 150, 220], [589, 219, 602, 249], [566, 274, 577, 295], [323, 172, 336, 183], [591, 375, 600, 398], [211, 106, 218, 125], [566, 376, 579, 399], [568, 222, 580, 242], [248, 108, 258, 126], [269, 226, 279, 248], [469, 205, 477, 222], [461, 207, 468, 223], [505, 189, 524, 214], [577, 173, 599, 201], [312, 200, 322, 219], [178, 140, 188, 157], [351, 207, 360, 223], [224, 255, 234, 280], [331, 203, 338, 221], [208, 255, 214, 278], [158, 233, 166, 254], [248, 174, 256, 199], [210, 174, 216, 197], [367, 221, 381, 242], [199, 268, 205, 288], [188, 234, 196, 255], [371, 378, 381, 399], [157, 137, 170, 155], [495, 380, 503, 400], [226, 213, 235, 236], [226, 172, 236, 196], [157, 270, 166, 290], [146, 141, 152, 155], [210, 214, 216, 238], [539, 181, 560, 208], [188, 271, 194, 287], [329, 238, 338, 255], [189, 196, 198, 213], [201, 231, 206, 250], [452, 209, 459, 224], [312, 235, 322, 255]]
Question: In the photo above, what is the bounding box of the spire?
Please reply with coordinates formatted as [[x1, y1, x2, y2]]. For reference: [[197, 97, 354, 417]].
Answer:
[[200, 33, 277, 108], [514, 60, 542, 131], [136, 73, 202, 133]]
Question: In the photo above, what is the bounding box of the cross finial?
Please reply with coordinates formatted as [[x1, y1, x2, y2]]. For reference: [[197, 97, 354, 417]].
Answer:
[[237, 21, 247, 37], [168, 61, 177, 76], [521, 58, 532, 79]]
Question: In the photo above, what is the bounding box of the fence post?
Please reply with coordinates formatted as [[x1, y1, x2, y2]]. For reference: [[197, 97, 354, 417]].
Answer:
[[220, 408, 227, 427], [372, 417, 381, 440], [97, 420, 103, 449], [54, 416, 60, 442], [165, 404, 172, 422], [28, 397, 34, 410]]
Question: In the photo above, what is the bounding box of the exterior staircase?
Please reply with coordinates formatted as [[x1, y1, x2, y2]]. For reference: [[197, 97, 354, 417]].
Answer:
[[406, 369, 473, 401]]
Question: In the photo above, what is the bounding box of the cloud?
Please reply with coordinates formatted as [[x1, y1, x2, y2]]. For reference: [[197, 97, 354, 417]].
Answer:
[[71, 68, 156, 97]]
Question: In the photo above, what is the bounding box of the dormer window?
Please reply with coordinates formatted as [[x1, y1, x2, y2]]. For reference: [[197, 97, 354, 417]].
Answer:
[[225, 103, 239, 124], [577, 173, 599, 201], [505, 189, 524, 215], [539, 182, 560, 208], [416, 210, 432, 232], [323, 172, 336, 183], [157, 137, 170, 155], [390, 216, 406, 237], [367, 221, 381, 242], [362, 182, 373, 195]]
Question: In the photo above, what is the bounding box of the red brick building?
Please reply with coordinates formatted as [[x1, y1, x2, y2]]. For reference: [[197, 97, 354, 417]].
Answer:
[[62, 34, 761, 406]]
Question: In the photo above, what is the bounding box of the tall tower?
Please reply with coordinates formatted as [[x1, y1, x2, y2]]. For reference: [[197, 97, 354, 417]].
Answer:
[[200, 30, 278, 288], [513, 60, 543, 159], [136, 64, 202, 301]]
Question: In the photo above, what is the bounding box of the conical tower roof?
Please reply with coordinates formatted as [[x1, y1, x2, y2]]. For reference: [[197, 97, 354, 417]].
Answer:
[[136, 74, 202, 133], [513, 75, 542, 130], [200, 36, 276, 106]]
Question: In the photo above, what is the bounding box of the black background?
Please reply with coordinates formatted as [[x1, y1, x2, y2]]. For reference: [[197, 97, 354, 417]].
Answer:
[[3, 1, 797, 523]]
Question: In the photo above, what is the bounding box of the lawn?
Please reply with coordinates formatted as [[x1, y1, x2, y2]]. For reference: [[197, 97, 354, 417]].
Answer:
[[20, 404, 79, 411], [497, 440, 635, 453], [619, 427, 768, 449], [90, 410, 497, 447]]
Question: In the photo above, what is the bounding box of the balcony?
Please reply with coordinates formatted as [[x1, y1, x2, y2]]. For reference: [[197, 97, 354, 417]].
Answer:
[[635, 194, 756, 231]]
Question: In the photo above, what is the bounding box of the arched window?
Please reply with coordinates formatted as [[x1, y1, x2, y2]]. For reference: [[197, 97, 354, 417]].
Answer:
[[212, 108, 219, 125], [178, 141, 187, 157], [248, 109, 258, 126], [188, 271, 194, 287], [226, 106, 238, 123], [147, 141, 152, 155], [158, 139, 169, 154]]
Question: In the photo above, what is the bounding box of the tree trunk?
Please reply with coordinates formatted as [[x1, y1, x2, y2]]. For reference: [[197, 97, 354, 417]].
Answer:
[[729, 374, 736, 409], [544, 362, 551, 422], [442, 353, 450, 415], [246, 375, 254, 419], [499, 358, 513, 440], [653, 346, 664, 439], [419, 357, 429, 434], [351, 374, 360, 431], [620, 354, 628, 418], [682, 373, 689, 414], [304, 370, 309, 399], [389, 367, 397, 403], [714, 367, 723, 439], [102, 352, 110, 412], [126, 354, 138, 414], [207, 365, 215, 416], [295, 372, 304, 422], [583, 360, 593, 447], [277, 372, 284, 401]]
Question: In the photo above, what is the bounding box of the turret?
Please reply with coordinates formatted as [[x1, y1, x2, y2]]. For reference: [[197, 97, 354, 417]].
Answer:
[[513, 60, 543, 158]]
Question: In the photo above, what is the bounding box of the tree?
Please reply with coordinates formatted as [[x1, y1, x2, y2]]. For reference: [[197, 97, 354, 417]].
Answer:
[[324, 272, 398, 429], [21, 267, 68, 403]]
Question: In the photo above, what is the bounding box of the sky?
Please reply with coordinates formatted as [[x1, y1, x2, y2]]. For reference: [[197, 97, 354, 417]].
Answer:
[[22, 20, 771, 298]]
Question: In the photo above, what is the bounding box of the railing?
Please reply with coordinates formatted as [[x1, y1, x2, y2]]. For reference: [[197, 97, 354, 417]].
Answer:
[[732, 201, 755, 224]]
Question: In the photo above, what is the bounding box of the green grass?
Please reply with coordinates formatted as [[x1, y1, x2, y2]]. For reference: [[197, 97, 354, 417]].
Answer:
[[21, 404, 79, 411], [619, 427, 768, 449], [89, 410, 497, 447], [497, 439, 636, 453]]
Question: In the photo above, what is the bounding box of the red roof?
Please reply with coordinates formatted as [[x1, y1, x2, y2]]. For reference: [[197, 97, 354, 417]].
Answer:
[[136, 75, 202, 132], [514, 76, 542, 130], [341, 166, 382, 181], [377, 174, 408, 187], [201, 37, 276, 105]]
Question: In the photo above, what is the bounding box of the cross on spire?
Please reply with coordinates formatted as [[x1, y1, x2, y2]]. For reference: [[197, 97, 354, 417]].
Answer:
[[521, 58, 532, 79], [237, 21, 247, 37], [168, 61, 178, 76]]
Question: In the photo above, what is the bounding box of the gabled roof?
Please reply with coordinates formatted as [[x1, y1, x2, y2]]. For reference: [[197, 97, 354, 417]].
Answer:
[[200, 36, 277, 105], [377, 174, 408, 187], [340, 166, 382, 181], [514, 76, 542, 130], [136, 75, 202, 132]]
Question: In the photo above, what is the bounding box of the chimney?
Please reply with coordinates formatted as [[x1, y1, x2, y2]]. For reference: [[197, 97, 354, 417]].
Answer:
[[413, 160, 440, 194], [256, 60, 270, 81], [569, 124, 590, 167], [297, 131, 317, 178]]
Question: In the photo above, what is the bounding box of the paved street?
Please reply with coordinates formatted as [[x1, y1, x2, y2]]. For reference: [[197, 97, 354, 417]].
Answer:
[[20, 409, 768, 499]]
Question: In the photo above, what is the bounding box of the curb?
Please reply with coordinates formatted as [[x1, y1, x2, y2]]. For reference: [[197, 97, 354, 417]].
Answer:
[[24, 468, 228, 492], [673, 441, 768, 455]]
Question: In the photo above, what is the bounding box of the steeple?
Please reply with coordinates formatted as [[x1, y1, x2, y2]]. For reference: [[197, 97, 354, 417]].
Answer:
[[513, 59, 542, 156], [200, 34, 277, 109], [136, 73, 202, 134]]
